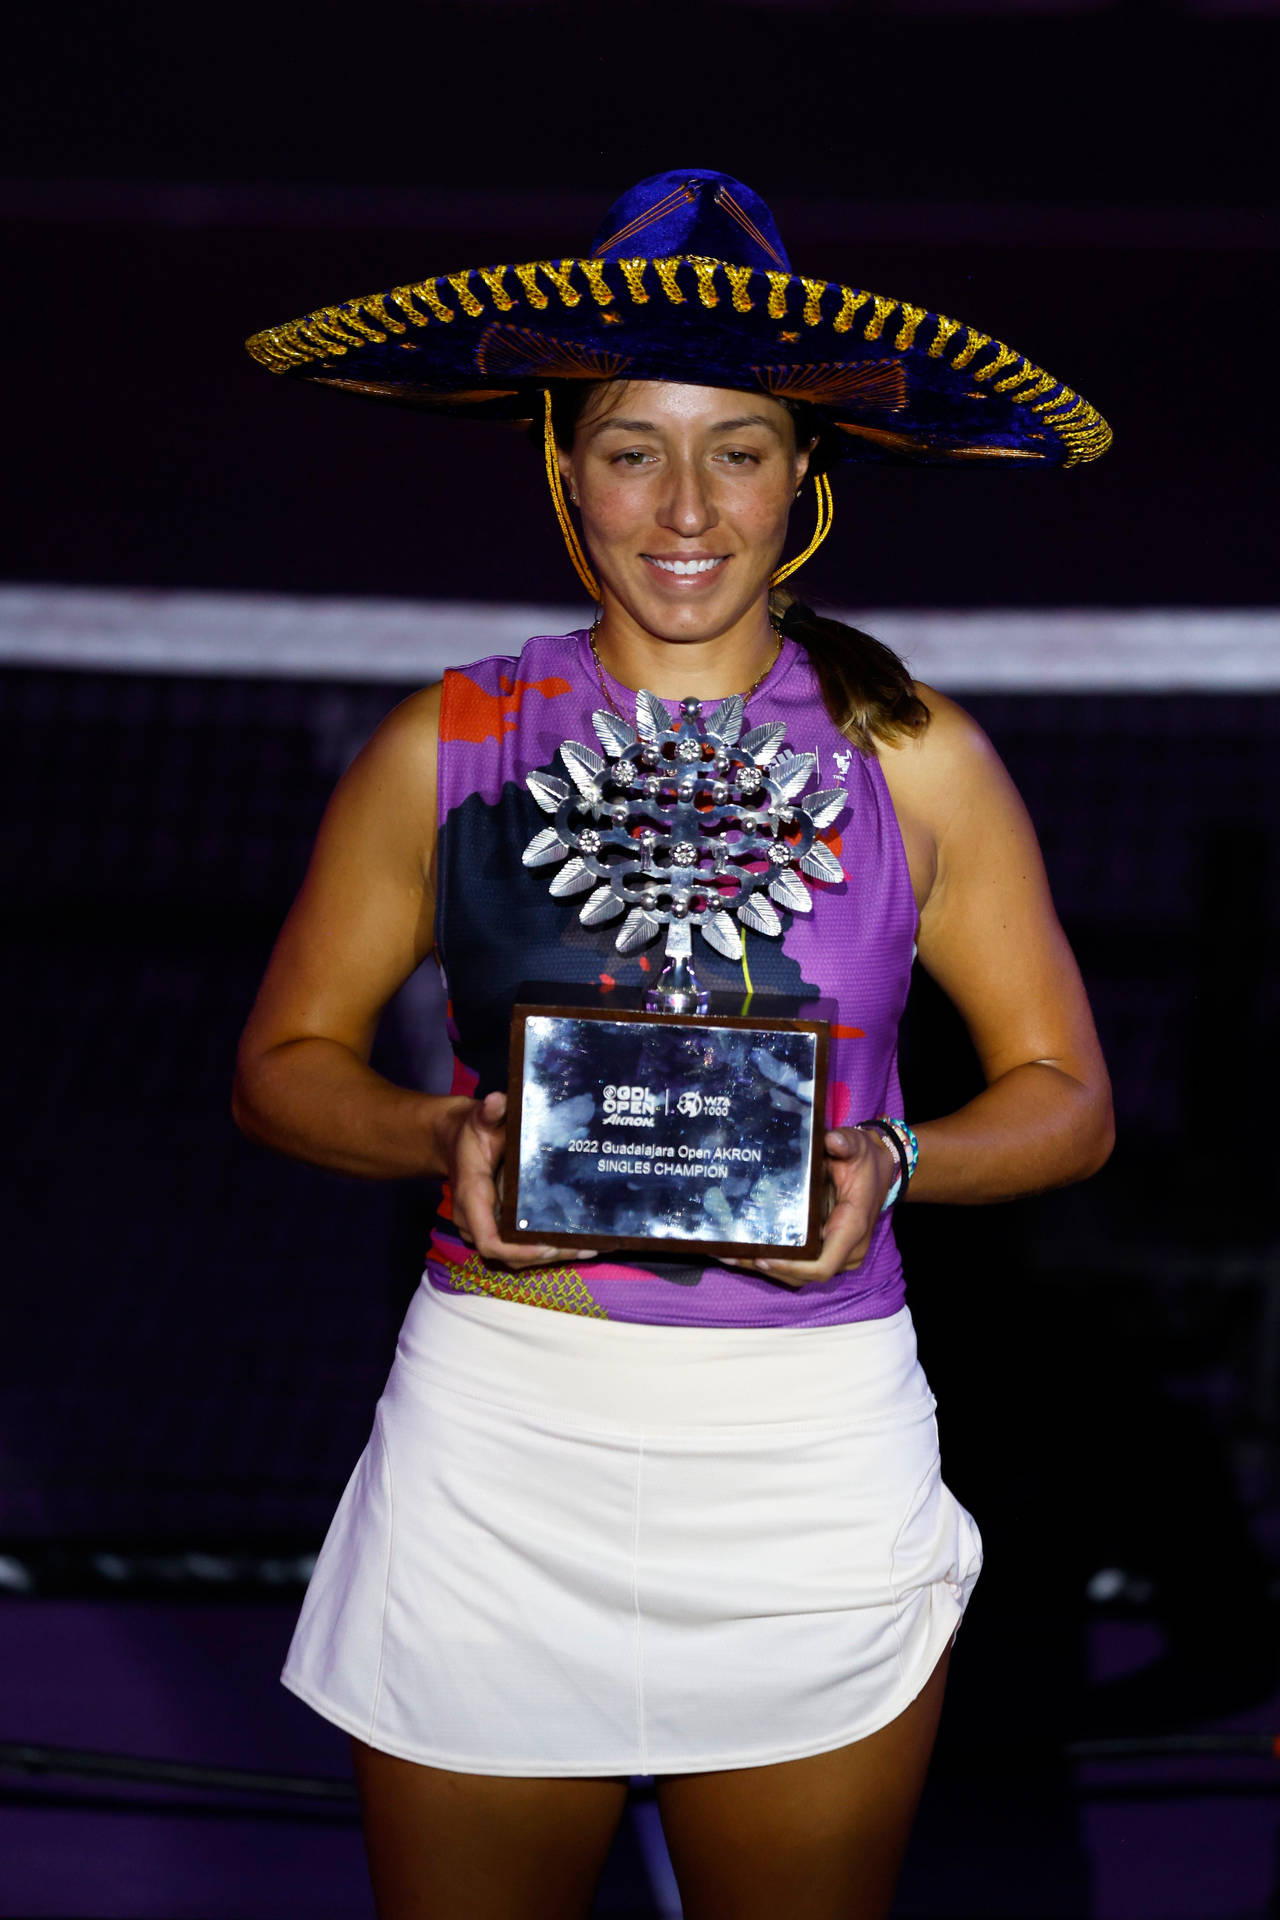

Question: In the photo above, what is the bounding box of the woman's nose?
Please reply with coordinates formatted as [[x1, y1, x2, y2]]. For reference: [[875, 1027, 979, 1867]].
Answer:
[[657, 461, 717, 536]]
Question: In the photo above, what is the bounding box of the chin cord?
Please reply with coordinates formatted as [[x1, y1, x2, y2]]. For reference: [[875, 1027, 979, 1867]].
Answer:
[[543, 390, 601, 603], [543, 389, 834, 602], [770, 472, 834, 586]]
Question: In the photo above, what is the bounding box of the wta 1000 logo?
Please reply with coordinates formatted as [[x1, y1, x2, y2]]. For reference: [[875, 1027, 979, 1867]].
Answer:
[[601, 1083, 732, 1127]]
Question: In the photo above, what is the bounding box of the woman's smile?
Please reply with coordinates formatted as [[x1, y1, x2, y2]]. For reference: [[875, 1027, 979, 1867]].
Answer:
[[641, 551, 731, 582]]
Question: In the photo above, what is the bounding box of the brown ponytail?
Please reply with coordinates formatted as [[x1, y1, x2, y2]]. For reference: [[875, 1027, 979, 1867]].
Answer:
[[769, 588, 929, 755]]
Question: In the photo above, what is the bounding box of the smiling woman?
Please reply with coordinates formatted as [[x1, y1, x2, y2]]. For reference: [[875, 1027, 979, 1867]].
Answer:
[[546, 376, 931, 754], [234, 169, 1114, 1920]]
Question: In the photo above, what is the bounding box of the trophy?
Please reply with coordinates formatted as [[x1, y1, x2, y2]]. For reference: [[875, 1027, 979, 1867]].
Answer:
[[501, 688, 845, 1259]]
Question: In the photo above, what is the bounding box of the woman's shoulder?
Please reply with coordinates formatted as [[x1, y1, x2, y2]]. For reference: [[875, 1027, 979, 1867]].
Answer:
[[876, 680, 1035, 874], [874, 682, 1004, 794], [444, 630, 585, 686], [369, 629, 584, 746]]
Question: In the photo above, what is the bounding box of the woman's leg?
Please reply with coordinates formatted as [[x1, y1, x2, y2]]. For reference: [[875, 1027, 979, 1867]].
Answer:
[[350, 1741, 630, 1920], [654, 1645, 950, 1920]]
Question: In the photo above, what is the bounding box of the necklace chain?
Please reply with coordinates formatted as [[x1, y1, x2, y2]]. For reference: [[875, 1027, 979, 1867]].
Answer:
[[588, 617, 783, 723]]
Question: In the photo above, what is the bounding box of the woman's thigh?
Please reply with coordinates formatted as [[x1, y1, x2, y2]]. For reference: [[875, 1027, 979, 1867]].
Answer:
[[654, 1645, 950, 1920], [350, 1740, 630, 1920]]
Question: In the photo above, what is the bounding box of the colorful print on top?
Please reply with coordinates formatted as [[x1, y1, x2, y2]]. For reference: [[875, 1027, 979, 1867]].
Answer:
[[428, 631, 918, 1328]]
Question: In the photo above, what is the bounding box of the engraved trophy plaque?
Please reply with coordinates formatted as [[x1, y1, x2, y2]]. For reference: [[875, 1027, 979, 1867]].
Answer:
[[501, 688, 845, 1259]]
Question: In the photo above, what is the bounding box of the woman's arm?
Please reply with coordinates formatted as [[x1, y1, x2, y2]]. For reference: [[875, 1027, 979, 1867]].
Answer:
[[883, 685, 1114, 1203], [232, 684, 575, 1263], [232, 684, 458, 1177], [739, 684, 1112, 1287]]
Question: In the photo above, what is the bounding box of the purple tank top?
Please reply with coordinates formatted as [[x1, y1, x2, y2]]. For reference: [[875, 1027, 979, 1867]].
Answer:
[[426, 630, 917, 1328]]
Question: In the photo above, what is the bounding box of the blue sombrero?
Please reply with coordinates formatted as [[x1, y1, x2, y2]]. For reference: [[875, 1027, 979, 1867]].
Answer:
[[246, 168, 1112, 474]]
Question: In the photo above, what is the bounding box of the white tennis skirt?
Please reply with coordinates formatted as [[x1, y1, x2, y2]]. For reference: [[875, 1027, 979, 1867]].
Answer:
[[282, 1280, 982, 1777]]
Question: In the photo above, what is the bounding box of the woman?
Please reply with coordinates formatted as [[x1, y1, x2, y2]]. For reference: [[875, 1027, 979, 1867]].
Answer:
[[237, 171, 1113, 1919]]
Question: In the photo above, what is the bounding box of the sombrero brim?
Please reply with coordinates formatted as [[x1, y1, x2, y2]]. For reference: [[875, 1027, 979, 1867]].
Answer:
[[246, 252, 1111, 469]]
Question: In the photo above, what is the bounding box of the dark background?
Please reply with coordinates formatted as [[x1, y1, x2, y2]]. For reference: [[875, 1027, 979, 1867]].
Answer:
[[3, 4, 1280, 1915], [2, 0, 1277, 607]]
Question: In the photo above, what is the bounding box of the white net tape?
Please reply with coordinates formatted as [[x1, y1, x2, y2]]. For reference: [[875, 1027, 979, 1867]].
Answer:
[[1, 585, 1277, 690]]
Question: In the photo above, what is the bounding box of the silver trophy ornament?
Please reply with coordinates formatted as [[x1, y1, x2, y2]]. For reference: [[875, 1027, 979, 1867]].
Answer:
[[521, 691, 845, 1013], [503, 690, 845, 1258]]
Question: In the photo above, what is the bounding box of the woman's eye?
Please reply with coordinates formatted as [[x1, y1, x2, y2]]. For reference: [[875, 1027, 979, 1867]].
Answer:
[[612, 449, 652, 466], [720, 450, 761, 466]]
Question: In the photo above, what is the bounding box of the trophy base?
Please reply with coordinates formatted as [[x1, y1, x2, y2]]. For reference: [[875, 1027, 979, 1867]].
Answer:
[[502, 985, 830, 1260]]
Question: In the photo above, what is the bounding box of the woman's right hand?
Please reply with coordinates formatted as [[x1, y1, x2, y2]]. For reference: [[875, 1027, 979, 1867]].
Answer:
[[441, 1091, 597, 1270]]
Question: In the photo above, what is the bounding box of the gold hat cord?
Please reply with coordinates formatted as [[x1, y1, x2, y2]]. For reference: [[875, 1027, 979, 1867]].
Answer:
[[771, 472, 834, 586], [542, 388, 835, 602], [543, 390, 601, 601]]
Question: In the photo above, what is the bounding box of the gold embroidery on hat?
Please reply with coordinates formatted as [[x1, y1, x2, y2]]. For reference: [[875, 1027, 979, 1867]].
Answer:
[[1000, 367, 1056, 403], [724, 264, 754, 312], [691, 259, 720, 307], [942, 444, 1048, 460], [444, 1252, 608, 1318], [410, 281, 455, 323], [578, 259, 615, 307], [303, 324, 351, 357], [928, 315, 963, 358], [515, 263, 549, 310], [477, 265, 516, 311], [894, 303, 928, 350], [476, 325, 627, 381], [539, 260, 583, 308], [862, 294, 898, 342], [1028, 388, 1112, 466], [970, 342, 1020, 384], [290, 326, 340, 360], [311, 311, 366, 346], [1058, 411, 1112, 465], [390, 287, 432, 327], [1036, 388, 1081, 420], [989, 355, 1029, 392], [309, 377, 515, 403], [654, 258, 686, 303], [617, 258, 650, 302], [245, 329, 292, 369], [246, 325, 314, 368], [446, 272, 485, 318], [950, 328, 991, 370], [715, 185, 788, 270], [832, 288, 870, 334], [754, 361, 908, 412], [800, 278, 825, 326], [334, 305, 387, 343], [591, 183, 696, 260], [361, 293, 405, 335], [766, 272, 790, 319], [294, 321, 336, 360]]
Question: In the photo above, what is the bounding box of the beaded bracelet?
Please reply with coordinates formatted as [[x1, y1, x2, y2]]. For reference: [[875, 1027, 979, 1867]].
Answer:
[[854, 1120, 910, 1211], [875, 1115, 920, 1188]]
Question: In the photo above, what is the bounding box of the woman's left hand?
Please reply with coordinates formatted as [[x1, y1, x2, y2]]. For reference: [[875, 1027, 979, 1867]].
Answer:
[[724, 1126, 897, 1289]]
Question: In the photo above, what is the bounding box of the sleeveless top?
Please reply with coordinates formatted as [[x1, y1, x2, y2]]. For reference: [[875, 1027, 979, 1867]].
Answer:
[[425, 630, 918, 1329]]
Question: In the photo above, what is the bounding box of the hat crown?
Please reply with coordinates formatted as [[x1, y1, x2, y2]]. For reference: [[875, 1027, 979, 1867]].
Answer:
[[588, 169, 792, 273]]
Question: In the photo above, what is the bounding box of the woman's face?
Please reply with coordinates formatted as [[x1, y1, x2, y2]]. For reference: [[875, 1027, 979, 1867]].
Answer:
[[559, 381, 811, 644]]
